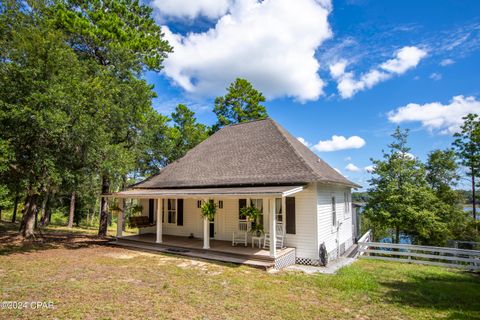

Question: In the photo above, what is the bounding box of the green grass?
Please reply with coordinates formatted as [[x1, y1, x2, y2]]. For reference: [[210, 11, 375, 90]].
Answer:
[[0, 221, 479, 319]]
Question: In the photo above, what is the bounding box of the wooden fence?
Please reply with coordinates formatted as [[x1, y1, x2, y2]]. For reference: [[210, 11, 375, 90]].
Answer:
[[357, 230, 480, 271]]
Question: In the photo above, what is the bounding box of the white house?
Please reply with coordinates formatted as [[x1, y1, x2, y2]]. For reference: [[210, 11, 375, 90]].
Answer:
[[110, 118, 360, 269]]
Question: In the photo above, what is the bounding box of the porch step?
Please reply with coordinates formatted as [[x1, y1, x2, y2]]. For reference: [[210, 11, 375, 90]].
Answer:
[[344, 243, 359, 258], [115, 236, 277, 262], [111, 239, 275, 270]]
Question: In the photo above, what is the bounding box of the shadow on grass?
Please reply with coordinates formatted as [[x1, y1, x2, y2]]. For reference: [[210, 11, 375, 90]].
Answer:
[[0, 221, 245, 270], [0, 221, 112, 256], [380, 271, 480, 319]]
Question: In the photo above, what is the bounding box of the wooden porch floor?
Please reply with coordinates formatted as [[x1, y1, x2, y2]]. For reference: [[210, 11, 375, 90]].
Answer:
[[113, 233, 295, 269]]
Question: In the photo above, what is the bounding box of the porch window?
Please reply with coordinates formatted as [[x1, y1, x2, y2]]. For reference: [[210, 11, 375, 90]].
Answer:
[[332, 195, 337, 226], [275, 198, 283, 223], [250, 199, 263, 226], [162, 199, 177, 224]]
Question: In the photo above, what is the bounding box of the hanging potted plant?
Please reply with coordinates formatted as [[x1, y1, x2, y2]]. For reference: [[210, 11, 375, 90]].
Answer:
[[240, 206, 264, 236], [200, 200, 217, 221]]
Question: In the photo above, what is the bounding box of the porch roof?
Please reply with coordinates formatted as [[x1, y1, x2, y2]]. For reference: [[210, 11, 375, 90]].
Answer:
[[107, 185, 304, 199]]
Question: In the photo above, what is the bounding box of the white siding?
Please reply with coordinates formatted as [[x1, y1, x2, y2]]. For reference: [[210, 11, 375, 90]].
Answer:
[[131, 183, 354, 264], [283, 183, 318, 260], [317, 184, 354, 261]]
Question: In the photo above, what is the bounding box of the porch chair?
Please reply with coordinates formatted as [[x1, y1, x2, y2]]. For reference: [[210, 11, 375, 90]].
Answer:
[[263, 223, 285, 249], [232, 221, 248, 246]]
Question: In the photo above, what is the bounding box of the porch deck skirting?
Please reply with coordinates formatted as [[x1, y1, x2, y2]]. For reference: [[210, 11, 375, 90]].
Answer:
[[115, 234, 296, 270]]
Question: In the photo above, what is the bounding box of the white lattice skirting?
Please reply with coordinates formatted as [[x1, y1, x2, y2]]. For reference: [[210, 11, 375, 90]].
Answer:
[[274, 249, 296, 269], [295, 257, 321, 266]]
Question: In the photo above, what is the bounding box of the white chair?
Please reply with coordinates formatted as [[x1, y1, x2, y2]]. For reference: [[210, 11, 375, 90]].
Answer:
[[232, 221, 248, 246], [263, 223, 285, 249]]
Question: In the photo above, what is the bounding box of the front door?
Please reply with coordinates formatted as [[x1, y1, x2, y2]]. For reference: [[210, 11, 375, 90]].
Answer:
[[209, 219, 215, 238]]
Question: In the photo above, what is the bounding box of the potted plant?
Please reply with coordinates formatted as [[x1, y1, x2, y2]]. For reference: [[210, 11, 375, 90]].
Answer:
[[200, 200, 217, 221], [249, 223, 264, 237], [240, 206, 264, 236]]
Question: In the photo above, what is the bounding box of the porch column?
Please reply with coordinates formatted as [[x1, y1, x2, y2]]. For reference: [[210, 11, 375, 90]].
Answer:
[[116, 198, 123, 238], [270, 197, 277, 258], [203, 198, 210, 249], [156, 198, 162, 243]]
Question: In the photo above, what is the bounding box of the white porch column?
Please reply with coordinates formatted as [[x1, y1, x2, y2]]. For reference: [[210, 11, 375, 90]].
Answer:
[[116, 198, 123, 238], [282, 196, 286, 231], [203, 198, 210, 249], [156, 198, 163, 243], [270, 197, 277, 258]]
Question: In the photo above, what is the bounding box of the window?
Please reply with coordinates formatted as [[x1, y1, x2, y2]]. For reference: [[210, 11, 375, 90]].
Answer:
[[162, 199, 177, 224], [218, 200, 223, 209], [331, 195, 337, 226], [344, 191, 350, 220], [275, 198, 283, 223], [250, 199, 264, 226], [197, 200, 202, 208]]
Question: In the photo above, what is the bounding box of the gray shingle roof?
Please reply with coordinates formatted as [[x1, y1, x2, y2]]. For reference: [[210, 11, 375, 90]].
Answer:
[[135, 118, 360, 189]]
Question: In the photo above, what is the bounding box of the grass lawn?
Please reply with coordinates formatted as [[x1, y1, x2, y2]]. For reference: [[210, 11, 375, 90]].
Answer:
[[0, 221, 479, 319]]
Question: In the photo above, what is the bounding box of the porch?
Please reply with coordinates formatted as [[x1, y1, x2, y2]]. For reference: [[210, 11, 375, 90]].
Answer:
[[114, 233, 296, 270], [108, 185, 304, 269]]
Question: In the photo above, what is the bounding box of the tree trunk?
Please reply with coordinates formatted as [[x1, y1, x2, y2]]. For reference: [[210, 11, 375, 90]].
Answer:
[[98, 174, 109, 236], [395, 226, 400, 244], [68, 191, 75, 228], [34, 206, 38, 229], [122, 198, 127, 231], [39, 191, 49, 226], [121, 175, 127, 231], [472, 174, 477, 220], [19, 193, 39, 238], [11, 195, 19, 223]]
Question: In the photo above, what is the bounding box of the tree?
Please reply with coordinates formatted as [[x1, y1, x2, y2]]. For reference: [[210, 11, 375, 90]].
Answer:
[[0, 1, 92, 237], [365, 128, 449, 245], [213, 78, 268, 131], [426, 149, 461, 205], [169, 104, 208, 162], [453, 113, 480, 220], [50, 0, 172, 236]]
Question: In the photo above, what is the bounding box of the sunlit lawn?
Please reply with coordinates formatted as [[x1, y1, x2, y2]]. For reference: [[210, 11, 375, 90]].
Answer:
[[0, 220, 479, 319]]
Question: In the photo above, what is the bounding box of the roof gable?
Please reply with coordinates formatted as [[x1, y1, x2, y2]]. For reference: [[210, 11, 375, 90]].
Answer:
[[135, 118, 359, 189]]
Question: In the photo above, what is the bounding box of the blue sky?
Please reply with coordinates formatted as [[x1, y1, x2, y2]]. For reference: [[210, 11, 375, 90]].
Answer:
[[145, 0, 480, 189]]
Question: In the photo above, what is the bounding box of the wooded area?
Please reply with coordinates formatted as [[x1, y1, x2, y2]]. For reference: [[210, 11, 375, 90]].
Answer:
[[0, 0, 268, 238], [363, 119, 480, 246]]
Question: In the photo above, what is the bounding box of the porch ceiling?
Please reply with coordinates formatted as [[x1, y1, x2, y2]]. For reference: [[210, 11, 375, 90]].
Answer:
[[105, 185, 304, 199]]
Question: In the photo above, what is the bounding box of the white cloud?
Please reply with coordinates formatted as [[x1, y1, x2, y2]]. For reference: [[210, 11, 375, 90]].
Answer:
[[440, 58, 455, 66], [429, 72, 442, 81], [345, 163, 360, 172], [344, 156, 352, 161], [380, 46, 427, 74], [313, 135, 366, 152], [161, 0, 333, 101], [152, 0, 233, 19], [364, 165, 375, 173], [330, 46, 427, 99], [388, 95, 480, 134], [297, 137, 311, 147]]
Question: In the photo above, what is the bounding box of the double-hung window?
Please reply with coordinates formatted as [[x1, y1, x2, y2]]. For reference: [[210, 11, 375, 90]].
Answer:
[[275, 198, 283, 223], [344, 191, 350, 220], [331, 195, 337, 227], [250, 199, 264, 226], [162, 199, 177, 224]]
